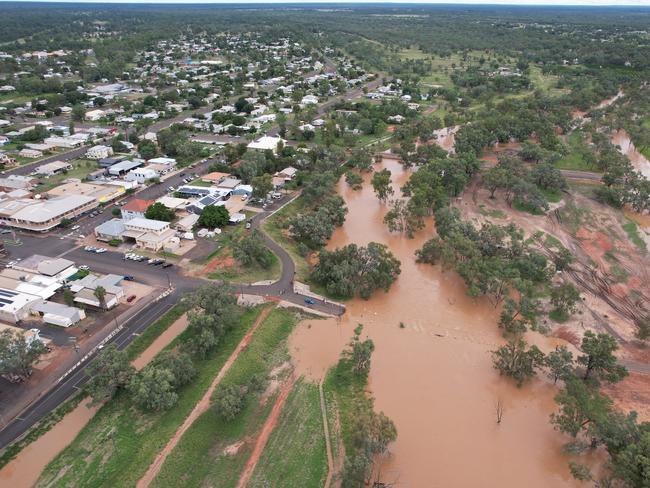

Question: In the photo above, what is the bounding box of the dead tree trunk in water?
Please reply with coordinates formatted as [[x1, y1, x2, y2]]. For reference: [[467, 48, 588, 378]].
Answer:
[[496, 398, 504, 424]]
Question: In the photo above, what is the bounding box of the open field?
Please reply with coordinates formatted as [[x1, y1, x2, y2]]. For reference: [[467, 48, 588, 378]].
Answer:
[[248, 379, 327, 487], [150, 307, 298, 488]]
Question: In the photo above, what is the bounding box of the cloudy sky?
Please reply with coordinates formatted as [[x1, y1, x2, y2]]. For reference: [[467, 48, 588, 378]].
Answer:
[[5, 0, 650, 4]]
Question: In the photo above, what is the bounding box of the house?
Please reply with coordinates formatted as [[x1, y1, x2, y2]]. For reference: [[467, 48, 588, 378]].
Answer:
[[34, 160, 72, 176], [86, 145, 113, 160], [71, 273, 124, 309], [94, 218, 126, 242], [301, 95, 318, 105], [123, 218, 177, 252], [155, 196, 188, 210], [175, 213, 199, 232], [216, 177, 241, 191], [19, 149, 43, 159], [125, 167, 158, 184], [277, 166, 297, 180], [187, 194, 228, 215], [146, 157, 177, 170], [201, 172, 230, 184], [121, 198, 154, 221], [31, 301, 85, 327], [85, 109, 106, 121], [247, 136, 285, 155]]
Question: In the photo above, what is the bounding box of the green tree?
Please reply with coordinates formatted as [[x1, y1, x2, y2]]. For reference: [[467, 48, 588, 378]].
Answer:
[[251, 173, 273, 200], [232, 230, 274, 269], [345, 171, 363, 190], [578, 331, 628, 383], [0, 329, 47, 381], [71, 103, 85, 122], [492, 338, 546, 386], [348, 147, 373, 172], [111, 207, 121, 217], [213, 383, 246, 421], [145, 202, 175, 222], [63, 288, 75, 307], [550, 282, 580, 320], [138, 139, 158, 160], [85, 344, 134, 404], [197, 205, 229, 228], [94, 285, 107, 310], [546, 345, 575, 384], [129, 366, 178, 411], [550, 377, 612, 439], [371, 169, 393, 203], [312, 242, 401, 299], [344, 325, 375, 376]]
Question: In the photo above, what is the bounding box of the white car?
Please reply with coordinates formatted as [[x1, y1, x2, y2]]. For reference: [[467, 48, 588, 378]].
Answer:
[[79, 265, 89, 271], [71, 225, 81, 230], [95, 248, 107, 253]]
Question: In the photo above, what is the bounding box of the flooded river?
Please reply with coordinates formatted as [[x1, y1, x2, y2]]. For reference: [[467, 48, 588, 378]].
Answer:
[[290, 159, 580, 487], [0, 313, 190, 487], [611, 129, 650, 179]]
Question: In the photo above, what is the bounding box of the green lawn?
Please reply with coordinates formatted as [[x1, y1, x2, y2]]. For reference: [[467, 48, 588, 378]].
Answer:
[[248, 380, 327, 488], [208, 252, 281, 284], [36, 306, 264, 488], [151, 307, 299, 488]]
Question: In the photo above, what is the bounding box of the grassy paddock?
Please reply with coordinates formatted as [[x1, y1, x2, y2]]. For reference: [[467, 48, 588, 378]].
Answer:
[[151, 307, 298, 488], [36, 306, 264, 488], [248, 380, 327, 487]]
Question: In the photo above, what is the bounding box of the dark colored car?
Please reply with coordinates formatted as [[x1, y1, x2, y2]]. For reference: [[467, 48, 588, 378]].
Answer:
[[126, 295, 136, 303], [162, 262, 173, 268], [123, 275, 135, 281]]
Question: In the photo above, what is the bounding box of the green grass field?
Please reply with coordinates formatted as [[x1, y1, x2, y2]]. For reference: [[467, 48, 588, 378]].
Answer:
[[555, 131, 600, 172], [151, 307, 299, 488], [208, 252, 281, 284], [248, 380, 327, 487], [34, 159, 99, 193], [36, 306, 264, 488]]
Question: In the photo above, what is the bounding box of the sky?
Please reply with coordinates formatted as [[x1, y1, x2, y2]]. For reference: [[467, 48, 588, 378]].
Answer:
[[3, 0, 650, 5]]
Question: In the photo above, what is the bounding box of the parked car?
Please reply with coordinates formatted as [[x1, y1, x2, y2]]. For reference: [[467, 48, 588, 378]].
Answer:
[[123, 275, 135, 281], [304, 298, 315, 305], [162, 262, 173, 268], [79, 265, 89, 271], [126, 295, 136, 303]]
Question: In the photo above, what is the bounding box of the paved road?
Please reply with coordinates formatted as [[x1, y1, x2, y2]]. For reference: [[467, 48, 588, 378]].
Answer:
[[6, 145, 90, 177]]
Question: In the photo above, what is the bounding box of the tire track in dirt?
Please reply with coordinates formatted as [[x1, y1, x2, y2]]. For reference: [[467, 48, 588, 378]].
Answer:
[[235, 374, 297, 488], [137, 306, 273, 488], [319, 377, 334, 488]]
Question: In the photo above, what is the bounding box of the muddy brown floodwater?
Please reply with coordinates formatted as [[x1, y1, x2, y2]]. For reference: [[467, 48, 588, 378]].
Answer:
[[290, 158, 582, 487], [611, 129, 650, 180], [0, 313, 190, 488]]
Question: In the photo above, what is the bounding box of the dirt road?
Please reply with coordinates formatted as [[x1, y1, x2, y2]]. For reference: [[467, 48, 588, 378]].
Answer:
[[235, 374, 297, 488], [137, 306, 273, 488]]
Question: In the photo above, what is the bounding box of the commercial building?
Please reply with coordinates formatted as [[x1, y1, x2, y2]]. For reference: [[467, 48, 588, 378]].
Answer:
[[31, 301, 85, 327], [0, 195, 96, 231], [94, 218, 126, 242], [13, 255, 77, 281], [70, 273, 125, 309], [123, 218, 177, 252], [108, 160, 143, 177], [46, 180, 125, 204]]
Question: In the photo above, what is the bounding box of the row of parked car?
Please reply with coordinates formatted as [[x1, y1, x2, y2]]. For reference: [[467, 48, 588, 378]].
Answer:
[[84, 246, 107, 254], [123, 253, 173, 268]]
